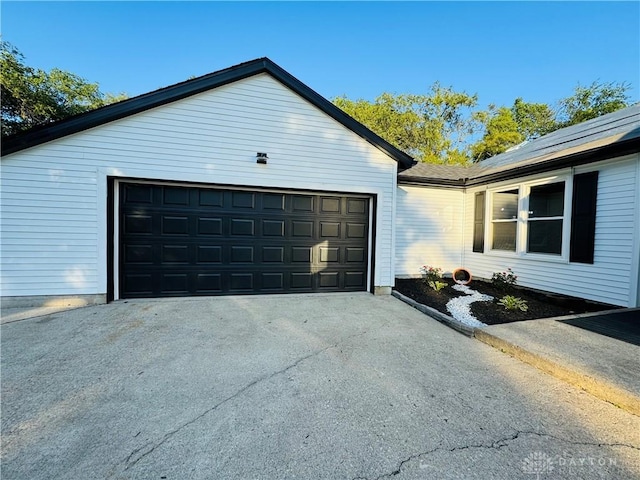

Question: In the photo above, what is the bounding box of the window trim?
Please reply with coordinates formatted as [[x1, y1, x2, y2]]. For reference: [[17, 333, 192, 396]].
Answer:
[[484, 174, 573, 262]]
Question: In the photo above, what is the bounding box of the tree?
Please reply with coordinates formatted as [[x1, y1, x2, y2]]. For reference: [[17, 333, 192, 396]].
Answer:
[[472, 81, 633, 160], [471, 106, 524, 161], [511, 98, 557, 140], [1, 42, 127, 137], [556, 80, 631, 127], [333, 83, 480, 164]]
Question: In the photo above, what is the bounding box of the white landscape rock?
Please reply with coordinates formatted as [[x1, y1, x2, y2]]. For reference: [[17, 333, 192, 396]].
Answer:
[[446, 284, 493, 328]]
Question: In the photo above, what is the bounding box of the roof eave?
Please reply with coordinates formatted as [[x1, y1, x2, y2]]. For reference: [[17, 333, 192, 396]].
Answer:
[[397, 177, 467, 189], [395, 137, 640, 188], [464, 136, 640, 187], [1, 58, 271, 157], [1, 58, 415, 169]]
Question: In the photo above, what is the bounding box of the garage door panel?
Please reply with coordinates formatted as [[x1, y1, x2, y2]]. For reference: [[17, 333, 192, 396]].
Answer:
[[230, 273, 254, 291], [125, 215, 153, 235], [263, 193, 285, 210], [162, 245, 189, 263], [319, 272, 339, 288], [199, 189, 223, 207], [163, 187, 190, 206], [345, 271, 366, 288], [263, 220, 285, 236], [120, 183, 370, 298], [346, 247, 365, 263], [230, 219, 255, 236], [162, 273, 189, 293], [124, 184, 153, 204], [347, 198, 367, 214], [261, 272, 284, 290], [319, 247, 340, 263], [162, 216, 189, 235], [320, 222, 340, 238], [232, 191, 255, 208], [346, 223, 366, 239], [196, 273, 222, 292], [292, 196, 314, 212], [197, 246, 222, 263], [123, 273, 153, 295], [291, 246, 313, 263], [198, 218, 223, 235], [262, 247, 284, 263], [292, 221, 313, 237], [321, 197, 341, 213], [125, 244, 154, 264]]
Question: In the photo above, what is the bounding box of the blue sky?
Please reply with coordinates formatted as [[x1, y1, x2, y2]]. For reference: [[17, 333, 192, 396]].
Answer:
[[2, 1, 639, 110]]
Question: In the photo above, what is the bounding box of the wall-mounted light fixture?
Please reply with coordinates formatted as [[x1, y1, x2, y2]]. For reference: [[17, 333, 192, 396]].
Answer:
[[256, 152, 268, 164]]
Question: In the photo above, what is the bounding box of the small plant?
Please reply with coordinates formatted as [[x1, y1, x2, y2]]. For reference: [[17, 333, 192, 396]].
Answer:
[[498, 295, 528, 312], [421, 265, 443, 282], [492, 267, 518, 290], [421, 265, 445, 291], [428, 280, 448, 292]]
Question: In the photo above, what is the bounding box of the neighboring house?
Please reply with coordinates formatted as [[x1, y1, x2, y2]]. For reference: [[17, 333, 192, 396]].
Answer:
[[2, 58, 639, 309], [396, 104, 640, 307], [1, 58, 413, 306]]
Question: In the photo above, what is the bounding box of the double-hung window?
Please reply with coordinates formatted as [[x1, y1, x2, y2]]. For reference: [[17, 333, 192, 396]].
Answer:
[[473, 172, 599, 263], [526, 182, 565, 254], [487, 177, 569, 258]]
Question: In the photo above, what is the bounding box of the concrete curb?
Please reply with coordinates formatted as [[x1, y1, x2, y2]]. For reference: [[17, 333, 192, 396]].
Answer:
[[475, 329, 640, 417], [391, 290, 476, 337]]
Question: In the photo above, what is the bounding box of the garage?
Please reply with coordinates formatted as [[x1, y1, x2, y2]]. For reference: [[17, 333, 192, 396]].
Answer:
[[119, 182, 371, 298], [2, 58, 412, 307]]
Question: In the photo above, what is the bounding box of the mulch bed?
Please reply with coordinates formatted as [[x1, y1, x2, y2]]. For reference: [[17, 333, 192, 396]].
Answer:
[[394, 278, 616, 325]]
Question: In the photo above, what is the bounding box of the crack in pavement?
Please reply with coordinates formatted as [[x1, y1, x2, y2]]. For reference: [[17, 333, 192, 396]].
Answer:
[[357, 430, 640, 480], [121, 328, 372, 473]]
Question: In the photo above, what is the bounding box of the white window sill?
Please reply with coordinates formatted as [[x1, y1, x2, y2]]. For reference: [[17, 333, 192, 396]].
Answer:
[[485, 250, 569, 264]]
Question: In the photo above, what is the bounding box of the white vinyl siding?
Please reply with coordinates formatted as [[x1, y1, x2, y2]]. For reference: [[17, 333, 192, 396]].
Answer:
[[461, 155, 640, 307], [395, 186, 464, 277], [1, 74, 398, 298]]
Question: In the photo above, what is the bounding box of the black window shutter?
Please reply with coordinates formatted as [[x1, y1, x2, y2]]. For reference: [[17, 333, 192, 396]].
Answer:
[[473, 192, 485, 253], [570, 171, 599, 263]]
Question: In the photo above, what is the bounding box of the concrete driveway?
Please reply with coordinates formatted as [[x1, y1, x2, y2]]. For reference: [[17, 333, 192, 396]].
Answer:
[[2, 293, 639, 479]]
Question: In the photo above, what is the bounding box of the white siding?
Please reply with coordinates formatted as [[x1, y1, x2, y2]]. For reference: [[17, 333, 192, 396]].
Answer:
[[1, 74, 398, 298], [395, 186, 464, 277], [461, 155, 640, 307]]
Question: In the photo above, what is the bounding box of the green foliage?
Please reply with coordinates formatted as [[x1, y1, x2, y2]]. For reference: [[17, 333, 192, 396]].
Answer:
[[498, 295, 528, 312], [491, 268, 518, 290], [428, 280, 448, 292], [557, 80, 631, 127], [1, 42, 128, 137], [471, 107, 524, 161], [420, 265, 443, 282], [333, 83, 480, 164], [334, 79, 632, 163], [511, 98, 557, 140], [420, 265, 447, 291]]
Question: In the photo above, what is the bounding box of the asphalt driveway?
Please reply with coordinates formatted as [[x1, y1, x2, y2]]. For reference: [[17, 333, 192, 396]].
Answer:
[[2, 293, 639, 479]]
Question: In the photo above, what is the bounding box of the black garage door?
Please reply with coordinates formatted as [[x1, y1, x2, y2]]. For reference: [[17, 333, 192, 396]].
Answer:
[[119, 183, 371, 298]]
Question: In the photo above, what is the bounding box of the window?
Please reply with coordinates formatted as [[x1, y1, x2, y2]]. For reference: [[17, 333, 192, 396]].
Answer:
[[491, 189, 519, 251], [485, 178, 569, 257], [527, 182, 565, 254], [473, 172, 598, 263]]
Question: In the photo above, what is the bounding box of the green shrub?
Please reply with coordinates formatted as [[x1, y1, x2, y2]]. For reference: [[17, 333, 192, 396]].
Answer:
[[492, 268, 518, 290], [428, 280, 448, 292], [421, 265, 443, 283], [421, 265, 446, 291], [498, 295, 528, 312]]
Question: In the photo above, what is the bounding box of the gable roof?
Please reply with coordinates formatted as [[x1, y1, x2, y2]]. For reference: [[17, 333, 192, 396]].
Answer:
[[1, 58, 415, 170], [399, 103, 640, 187]]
